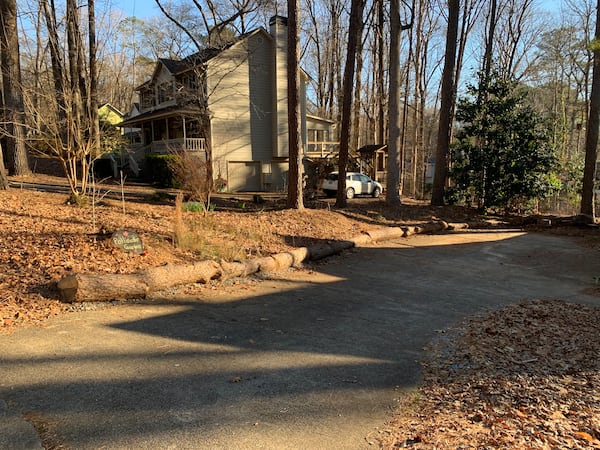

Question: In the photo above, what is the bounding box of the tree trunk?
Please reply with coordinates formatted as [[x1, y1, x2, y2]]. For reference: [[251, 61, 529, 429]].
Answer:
[[431, 0, 459, 206], [287, 0, 304, 210], [0, 0, 31, 176], [580, 0, 600, 217], [66, 0, 84, 160], [411, 0, 423, 199], [0, 142, 8, 189], [376, 0, 385, 145], [336, 0, 366, 208], [351, 33, 365, 154], [482, 0, 497, 79], [88, 0, 100, 159], [41, 0, 67, 125], [386, 0, 403, 206]]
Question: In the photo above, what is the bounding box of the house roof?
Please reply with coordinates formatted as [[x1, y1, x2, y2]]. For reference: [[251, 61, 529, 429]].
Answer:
[[98, 103, 124, 116], [306, 114, 336, 125], [357, 144, 387, 154], [135, 28, 270, 91], [118, 104, 205, 127]]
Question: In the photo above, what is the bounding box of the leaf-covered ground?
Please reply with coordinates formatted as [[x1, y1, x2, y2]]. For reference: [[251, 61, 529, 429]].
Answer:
[[1, 176, 477, 332], [375, 300, 600, 449]]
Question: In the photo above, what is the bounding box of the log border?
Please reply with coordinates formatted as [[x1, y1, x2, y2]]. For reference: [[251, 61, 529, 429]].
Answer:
[[57, 221, 466, 303]]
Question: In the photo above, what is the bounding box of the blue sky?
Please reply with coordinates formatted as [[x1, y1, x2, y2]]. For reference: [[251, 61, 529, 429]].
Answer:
[[108, 0, 563, 20], [107, 0, 159, 18]]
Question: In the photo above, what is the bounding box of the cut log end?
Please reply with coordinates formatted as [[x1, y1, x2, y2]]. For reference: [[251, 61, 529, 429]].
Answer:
[[56, 275, 79, 303]]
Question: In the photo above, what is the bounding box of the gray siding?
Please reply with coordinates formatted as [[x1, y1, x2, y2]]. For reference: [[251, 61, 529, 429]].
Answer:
[[208, 43, 253, 164], [248, 32, 274, 162]]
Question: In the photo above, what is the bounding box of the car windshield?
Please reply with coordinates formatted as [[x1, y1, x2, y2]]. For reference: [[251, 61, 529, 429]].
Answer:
[[325, 173, 338, 181]]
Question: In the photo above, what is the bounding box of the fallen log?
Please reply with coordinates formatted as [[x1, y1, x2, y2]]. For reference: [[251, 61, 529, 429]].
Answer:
[[57, 273, 149, 303], [56, 221, 462, 303], [404, 220, 449, 237], [447, 222, 469, 231], [57, 260, 221, 303], [144, 261, 221, 291], [365, 227, 405, 242], [307, 240, 355, 260], [220, 260, 259, 281]]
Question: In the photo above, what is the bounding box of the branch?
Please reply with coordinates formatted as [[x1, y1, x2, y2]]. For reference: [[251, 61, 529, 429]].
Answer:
[[154, 0, 203, 51], [400, 0, 415, 31]]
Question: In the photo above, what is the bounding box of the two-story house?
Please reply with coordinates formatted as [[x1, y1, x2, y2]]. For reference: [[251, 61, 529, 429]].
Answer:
[[120, 15, 337, 192]]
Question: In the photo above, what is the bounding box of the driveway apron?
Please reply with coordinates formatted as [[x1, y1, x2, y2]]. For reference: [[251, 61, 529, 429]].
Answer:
[[1, 230, 599, 449]]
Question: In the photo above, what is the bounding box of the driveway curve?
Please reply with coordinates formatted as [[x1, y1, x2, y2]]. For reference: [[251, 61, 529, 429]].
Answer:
[[1, 230, 599, 449]]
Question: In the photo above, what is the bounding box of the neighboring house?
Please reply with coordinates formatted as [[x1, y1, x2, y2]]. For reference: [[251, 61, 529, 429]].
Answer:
[[357, 144, 388, 184], [98, 103, 124, 129], [305, 115, 338, 159], [120, 15, 337, 192]]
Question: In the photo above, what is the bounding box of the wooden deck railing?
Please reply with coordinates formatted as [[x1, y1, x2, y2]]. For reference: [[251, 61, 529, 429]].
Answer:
[[305, 141, 340, 158], [150, 138, 206, 153]]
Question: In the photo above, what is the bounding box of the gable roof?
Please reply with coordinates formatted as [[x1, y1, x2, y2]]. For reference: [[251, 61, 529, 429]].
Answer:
[[357, 144, 387, 155], [136, 28, 271, 91]]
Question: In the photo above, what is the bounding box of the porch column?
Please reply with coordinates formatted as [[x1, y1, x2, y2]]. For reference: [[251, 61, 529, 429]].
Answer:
[[151, 121, 155, 149]]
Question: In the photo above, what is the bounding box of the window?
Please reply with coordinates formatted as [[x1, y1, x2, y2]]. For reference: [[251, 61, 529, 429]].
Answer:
[[141, 89, 154, 108], [307, 129, 330, 142], [158, 81, 174, 104]]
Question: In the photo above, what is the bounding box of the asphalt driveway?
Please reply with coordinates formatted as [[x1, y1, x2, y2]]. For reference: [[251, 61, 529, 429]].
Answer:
[[1, 230, 599, 449]]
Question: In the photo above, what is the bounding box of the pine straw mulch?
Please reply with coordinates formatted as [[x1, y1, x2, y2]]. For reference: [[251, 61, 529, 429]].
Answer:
[[375, 299, 600, 449]]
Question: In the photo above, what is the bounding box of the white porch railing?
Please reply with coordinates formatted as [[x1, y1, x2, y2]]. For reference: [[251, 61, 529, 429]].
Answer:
[[150, 138, 206, 153], [305, 141, 340, 158]]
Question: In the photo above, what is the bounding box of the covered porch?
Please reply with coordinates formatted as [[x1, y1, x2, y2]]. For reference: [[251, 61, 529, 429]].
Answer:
[[119, 106, 209, 154]]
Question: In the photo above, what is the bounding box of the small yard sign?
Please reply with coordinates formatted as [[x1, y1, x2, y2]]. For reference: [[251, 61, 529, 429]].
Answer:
[[112, 229, 144, 254]]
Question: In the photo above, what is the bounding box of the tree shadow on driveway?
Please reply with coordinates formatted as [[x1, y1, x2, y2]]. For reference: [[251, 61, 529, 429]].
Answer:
[[2, 231, 600, 449]]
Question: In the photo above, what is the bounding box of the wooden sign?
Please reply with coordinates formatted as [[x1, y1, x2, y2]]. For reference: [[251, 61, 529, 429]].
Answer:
[[112, 229, 144, 254]]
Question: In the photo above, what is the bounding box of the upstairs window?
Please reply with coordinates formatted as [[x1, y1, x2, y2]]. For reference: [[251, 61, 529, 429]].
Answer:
[[158, 81, 174, 104], [140, 89, 154, 109], [182, 73, 198, 91]]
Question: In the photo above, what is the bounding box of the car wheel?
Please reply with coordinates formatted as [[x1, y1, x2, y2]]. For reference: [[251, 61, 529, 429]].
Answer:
[[372, 187, 381, 198], [346, 187, 355, 199], [323, 189, 335, 197]]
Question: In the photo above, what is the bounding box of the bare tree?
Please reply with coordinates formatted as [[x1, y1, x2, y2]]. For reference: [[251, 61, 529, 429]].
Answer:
[[335, 0, 367, 207], [482, 0, 498, 78], [287, 0, 304, 209], [386, 0, 414, 206], [580, 0, 600, 218], [386, 0, 404, 206], [34, 0, 102, 200], [0, 0, 31, 176], [431, 0, 459, 206], [376, 0, 386, 145], [0, 142, 8, 189], [487, 0, 542, 81], [88, 0, 100, 158]]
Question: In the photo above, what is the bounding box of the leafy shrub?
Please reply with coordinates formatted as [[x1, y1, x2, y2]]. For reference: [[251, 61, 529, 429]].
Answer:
[[145, 154, 179, 187], [183, 201, 215, 213]]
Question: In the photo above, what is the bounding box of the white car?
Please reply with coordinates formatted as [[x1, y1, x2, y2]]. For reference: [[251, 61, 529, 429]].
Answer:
[[322, 172, 383, 199]]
